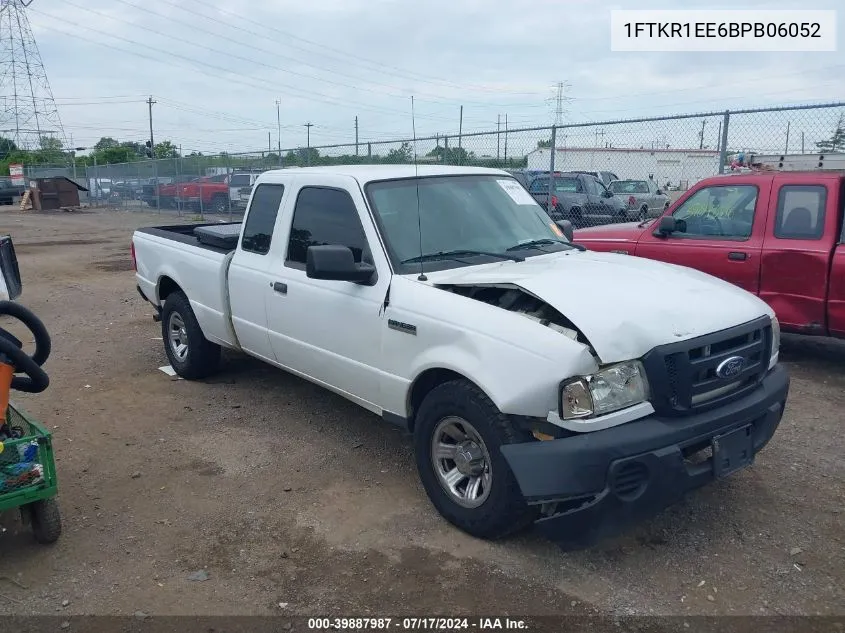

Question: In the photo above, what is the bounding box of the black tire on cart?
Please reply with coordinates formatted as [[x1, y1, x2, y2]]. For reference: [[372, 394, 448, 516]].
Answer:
[[413, 379, 537, 540], [27, 498, 62, 544], [161, 290, 221, 379]]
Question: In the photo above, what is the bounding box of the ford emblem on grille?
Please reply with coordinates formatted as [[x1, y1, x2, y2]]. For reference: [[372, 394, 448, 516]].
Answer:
[[716, 355, 745, 379]]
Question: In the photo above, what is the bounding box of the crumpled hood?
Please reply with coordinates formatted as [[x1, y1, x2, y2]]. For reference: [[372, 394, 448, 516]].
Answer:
[[424, 250, 773, 364]]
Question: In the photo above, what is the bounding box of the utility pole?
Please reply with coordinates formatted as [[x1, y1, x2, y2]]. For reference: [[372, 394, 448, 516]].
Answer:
[[275, 100, 282, 166], [504, 114, 508, 163], [496, 114, 501, 161], [304, 122, 314, 166], [268, 131, 271, 155], [552, 81, 569, 126], [355, 116, 359, 157], [801, 131, 805, 154], [699, 119, 706, 149], [784, 121, 791, 154], [147, 96, 159, 210], [458, 106, 463, 164]]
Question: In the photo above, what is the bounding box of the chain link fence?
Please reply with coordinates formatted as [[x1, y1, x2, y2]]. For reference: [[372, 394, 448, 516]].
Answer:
[[15, 102, 845, 225]]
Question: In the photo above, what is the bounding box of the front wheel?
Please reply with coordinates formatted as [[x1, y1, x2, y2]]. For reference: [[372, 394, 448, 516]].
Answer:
[[161, 291, 221, 379], [638, 206, 648, 221], [210, 195, 228, 214], [414, 379, 535, 540], [28, 498, 62, 544]]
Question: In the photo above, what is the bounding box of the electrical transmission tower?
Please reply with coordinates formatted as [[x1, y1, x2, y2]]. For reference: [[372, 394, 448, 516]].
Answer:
[[547, 81, 572, 126], [0, 0, 66, 150]]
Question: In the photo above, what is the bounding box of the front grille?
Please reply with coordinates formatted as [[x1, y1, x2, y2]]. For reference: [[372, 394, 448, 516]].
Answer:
[[643, 316, 772, 416]]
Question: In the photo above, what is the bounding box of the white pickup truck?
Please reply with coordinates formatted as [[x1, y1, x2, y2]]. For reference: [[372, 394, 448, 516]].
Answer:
[[132, 165, 790, 547]]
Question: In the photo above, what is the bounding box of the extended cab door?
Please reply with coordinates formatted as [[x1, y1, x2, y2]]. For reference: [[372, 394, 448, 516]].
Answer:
[[227, 182, 288, 363], [264, 176, 391, 411], [759, 177, 840, 334], [827, 188, 845, 338], [634, 178, 771, 294]]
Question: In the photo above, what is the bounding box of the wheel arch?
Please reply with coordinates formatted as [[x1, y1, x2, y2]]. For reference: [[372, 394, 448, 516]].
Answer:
[[406, 367, 496, 434]]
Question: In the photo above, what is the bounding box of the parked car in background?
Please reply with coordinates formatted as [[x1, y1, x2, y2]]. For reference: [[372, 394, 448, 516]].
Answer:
[[569, 170, 619, 188], [506, 169, 562, 189], [229, 172, 262, 211], [608, 178, 671, 220], [528, 172, 628, 227], [0, 178, 27, 205], [573, 168, 845, 339]]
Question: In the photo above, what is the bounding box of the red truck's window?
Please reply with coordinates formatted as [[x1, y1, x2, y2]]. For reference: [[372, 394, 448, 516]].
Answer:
[[671, 184, 758, 239], [773, 185, 827, 241]]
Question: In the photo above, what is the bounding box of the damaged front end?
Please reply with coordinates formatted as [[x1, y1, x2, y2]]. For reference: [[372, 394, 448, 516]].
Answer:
[[435, 283, 593, 350]]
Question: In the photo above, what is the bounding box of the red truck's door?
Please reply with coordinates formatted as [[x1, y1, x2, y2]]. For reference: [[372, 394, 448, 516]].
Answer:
[[827, 197, 845, 338], [634, 177, 771, 294], [759, 176, 841, 335]]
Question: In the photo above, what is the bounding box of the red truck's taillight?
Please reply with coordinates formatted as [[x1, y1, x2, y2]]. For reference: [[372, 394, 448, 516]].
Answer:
[[130, 241, 137, 272]]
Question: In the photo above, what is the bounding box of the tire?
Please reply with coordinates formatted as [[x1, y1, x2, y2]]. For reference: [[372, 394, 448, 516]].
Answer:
[[638, 206, 648, 221], [161, 290, 221, 379], [28, 498, 62, 544], [568, 207, 584, 229], [210, 194, 228, 214], [413, 379, 536, 540]]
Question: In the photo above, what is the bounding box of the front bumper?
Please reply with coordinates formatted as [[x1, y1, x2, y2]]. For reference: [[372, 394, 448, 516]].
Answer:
[[500, 364, 789, 548]]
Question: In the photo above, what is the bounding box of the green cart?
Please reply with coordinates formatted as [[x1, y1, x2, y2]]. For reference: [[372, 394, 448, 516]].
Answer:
[[0, 402, 61, 544]]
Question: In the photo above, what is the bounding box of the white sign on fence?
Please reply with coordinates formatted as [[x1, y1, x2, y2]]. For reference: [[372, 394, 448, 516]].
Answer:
[[9, 164, 24, 187]]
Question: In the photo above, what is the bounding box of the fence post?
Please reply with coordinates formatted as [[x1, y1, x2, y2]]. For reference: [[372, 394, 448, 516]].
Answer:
[[94, 154, 100, 207], [718, 110, 730, 174], [547, 126, 557, 216], [444, 136, 449, 164], [226, 153, 233, 222], [198, 154, 204, 220]]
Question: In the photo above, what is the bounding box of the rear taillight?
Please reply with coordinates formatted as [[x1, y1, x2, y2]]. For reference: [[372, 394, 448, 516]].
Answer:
[[130, 241, 137, 272], [628, 196, 636, 207], [551, 195, 559, 208]]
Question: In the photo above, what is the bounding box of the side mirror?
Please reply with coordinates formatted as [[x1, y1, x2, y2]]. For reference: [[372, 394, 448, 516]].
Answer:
[[306, 245, 376, 285], [655, 189, 663, 195], [555, 220, 574, 242], [654, 216, 685, 237]]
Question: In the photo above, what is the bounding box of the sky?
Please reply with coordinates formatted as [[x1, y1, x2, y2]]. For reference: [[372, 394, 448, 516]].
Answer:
[[18, 0, 845, 157]]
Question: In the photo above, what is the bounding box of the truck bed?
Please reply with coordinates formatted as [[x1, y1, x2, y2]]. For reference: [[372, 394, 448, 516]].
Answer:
[[135, 222, 242, 255]]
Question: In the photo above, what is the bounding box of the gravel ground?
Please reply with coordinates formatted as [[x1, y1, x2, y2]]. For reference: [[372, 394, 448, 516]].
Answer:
[[0, 208, 842, 619]]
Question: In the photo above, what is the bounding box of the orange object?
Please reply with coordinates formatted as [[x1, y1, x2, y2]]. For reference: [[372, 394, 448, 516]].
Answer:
[[0, 362, 13, 423]]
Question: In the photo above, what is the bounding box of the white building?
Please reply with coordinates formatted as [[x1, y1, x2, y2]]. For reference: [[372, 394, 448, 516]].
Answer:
[[526, 147, 721, 189]]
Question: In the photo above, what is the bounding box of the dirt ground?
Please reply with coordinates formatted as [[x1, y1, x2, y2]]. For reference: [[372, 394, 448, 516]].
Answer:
[[0, 208, 842, 619]]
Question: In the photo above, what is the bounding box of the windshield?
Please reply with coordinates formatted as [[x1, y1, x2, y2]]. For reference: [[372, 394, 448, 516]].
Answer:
[[609, 180, 649, 194], [365, 175, 575, 274], [230, 175, 252, 187]]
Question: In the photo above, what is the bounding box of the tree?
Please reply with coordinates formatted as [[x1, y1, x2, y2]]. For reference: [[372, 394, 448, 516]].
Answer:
[[94, 136, 120, 151], [816, 114, 845, 152], [39, 136, 63, 152], [383, 142, 412, 164], [536, 139, 552, 149], [154, 140, 179, 159]]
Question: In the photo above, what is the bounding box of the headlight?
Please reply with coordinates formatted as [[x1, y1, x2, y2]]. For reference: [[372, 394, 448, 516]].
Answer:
[[769, 315, 780, 369], [560, 361, 649, 420]]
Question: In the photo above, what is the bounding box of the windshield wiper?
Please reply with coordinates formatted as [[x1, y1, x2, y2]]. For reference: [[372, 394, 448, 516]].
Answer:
[[507, 238, 585, 252], [401, 249, 524, 264]]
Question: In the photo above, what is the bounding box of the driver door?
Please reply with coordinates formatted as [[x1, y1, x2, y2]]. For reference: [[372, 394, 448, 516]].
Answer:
[[635, 179, 772, 294]]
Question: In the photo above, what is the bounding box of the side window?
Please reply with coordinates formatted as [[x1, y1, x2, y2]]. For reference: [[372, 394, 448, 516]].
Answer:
[[241, 184, 284, 255], [286, 186, 370, 266], [528, 178, 548, 194], [583, 177, 598, 195], [774, 185, 827, 240], [671, 185, 758, 239]]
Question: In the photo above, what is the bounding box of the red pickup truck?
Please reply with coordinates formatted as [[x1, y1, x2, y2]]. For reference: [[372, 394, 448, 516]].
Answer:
[[157, 175, 230, 213], [572, 169, 845, 339]]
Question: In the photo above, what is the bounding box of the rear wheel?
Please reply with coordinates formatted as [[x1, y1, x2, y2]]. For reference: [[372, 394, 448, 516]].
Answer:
[[569, 206, 584, 229], [28, 498, 62, 544], [638, 205, 648, 221], [210, 194, 228, 214], [414, 379, 536, 540], [161, 290, 220, 379]]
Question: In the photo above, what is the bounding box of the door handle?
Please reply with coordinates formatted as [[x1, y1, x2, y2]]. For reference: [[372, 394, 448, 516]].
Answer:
[[272, 281, 287, 294], [728, 252, 747, 261]]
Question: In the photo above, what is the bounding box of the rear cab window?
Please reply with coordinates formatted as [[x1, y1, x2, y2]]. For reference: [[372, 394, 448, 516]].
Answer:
[[241, 184, 285, 254], [774, 185, 827, 240]]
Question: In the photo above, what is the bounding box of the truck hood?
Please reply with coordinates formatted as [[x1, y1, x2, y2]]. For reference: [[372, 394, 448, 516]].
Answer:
[[573, 221, 647, 242], [424, 250, 772, 364]]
